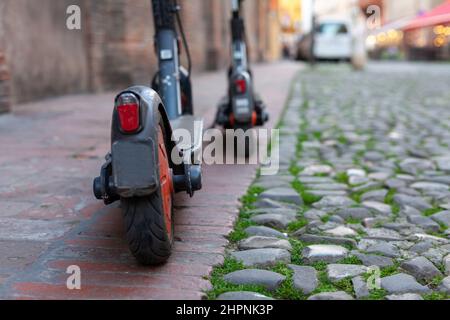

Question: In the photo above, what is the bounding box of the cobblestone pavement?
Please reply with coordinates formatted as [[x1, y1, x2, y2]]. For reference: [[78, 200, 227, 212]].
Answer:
[[0, 61, 300, 299], [211, 62, 450, 301]]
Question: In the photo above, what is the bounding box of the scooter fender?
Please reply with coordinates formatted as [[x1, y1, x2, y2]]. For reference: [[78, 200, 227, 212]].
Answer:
[[111, 86, 175, 198]]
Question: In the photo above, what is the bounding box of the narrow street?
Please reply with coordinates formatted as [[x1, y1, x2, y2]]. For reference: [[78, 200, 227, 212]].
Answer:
[[1, 61, 450, 300], [0, 61, 300, 299]]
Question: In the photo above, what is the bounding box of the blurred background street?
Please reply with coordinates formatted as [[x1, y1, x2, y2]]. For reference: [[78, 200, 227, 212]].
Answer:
[[1, 0, 450, 112]]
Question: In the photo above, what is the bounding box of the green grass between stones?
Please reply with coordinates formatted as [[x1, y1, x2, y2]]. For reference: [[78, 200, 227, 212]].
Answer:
[[335, 172, 350, 184], [346, 217, 363, 225], [241, 186, 265, 210], [337, 256, 363, 265], [384, 188, 401, 219], [292, 179, 322, 206], [287, 219, 308, 233], [423, 207, 444, 217], [227, 186, 265, 243], [289, 239, 305, 265], [365, 289, 388, 300], [228, 216, 257, 243]]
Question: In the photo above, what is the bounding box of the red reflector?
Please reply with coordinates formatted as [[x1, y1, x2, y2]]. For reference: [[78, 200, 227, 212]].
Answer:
[[118, 103, 139, 132], [117, 93, 140, 133], [235, 78, 247, 94]]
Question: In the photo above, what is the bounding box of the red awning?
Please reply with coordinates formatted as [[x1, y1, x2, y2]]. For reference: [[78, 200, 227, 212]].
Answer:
[[404, 0, 450, 31]]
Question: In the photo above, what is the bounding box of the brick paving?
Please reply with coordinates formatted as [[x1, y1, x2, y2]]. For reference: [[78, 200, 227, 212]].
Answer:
[[0, 61, 301, 299]]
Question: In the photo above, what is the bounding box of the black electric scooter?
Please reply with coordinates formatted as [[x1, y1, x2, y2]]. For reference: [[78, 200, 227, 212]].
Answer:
[[93, 0, 202, 265], [215, 0, 269, 132]]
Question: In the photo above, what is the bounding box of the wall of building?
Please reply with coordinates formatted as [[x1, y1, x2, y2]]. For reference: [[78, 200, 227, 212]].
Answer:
[[0, 0, 281, 108], [0, 2, 10, 113], [0, 50, 11, 114], [83, 0, 156, 91], [0, 0, 90, 105]]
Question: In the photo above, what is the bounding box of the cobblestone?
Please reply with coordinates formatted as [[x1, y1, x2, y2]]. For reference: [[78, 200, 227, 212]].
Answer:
[[212, 63, 450, 300], [223, 269, 286, 291], [288, 265, 318, 294], [231, 249, 291, 268], [400, 256, 442, 282], [238, 236, 292, 251]]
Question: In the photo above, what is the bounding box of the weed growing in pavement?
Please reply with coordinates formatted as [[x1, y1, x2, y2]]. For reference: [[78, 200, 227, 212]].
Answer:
[[337, 135, 349, 145], [241, 186, 265, 210], [287, 219, 308, 233], [289, 162, 302, 176], [437, 222, 449, 233], [312, 131, 322, 140], [334, 278, 354, 295], [428, 275, 444, 289], [384, 188, 400, 219], [271, 263, 307, 300], [289, 239, 306, 265], [311, 261, 328, 272], [422, 207, 444, 217], [427, 231, 448, 239], [334, 172, 350, 184], [312, 269, 356, 296], [313, 271, 338, 294], [292, 180, 322, 206], [228, 217, 256, 243], [296, 133, 309, 156], [227, 186, 265, 243], [423, 292, 450, 300], [337, 256, 363, 265], [345, 217, 362, 225], [379, 263, 401, 278], [365, 138, 376, 150], [365, 289, 388, 300]]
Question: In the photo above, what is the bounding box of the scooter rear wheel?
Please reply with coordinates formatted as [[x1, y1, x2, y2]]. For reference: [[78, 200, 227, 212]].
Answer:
[[121, 123, 174, 265]]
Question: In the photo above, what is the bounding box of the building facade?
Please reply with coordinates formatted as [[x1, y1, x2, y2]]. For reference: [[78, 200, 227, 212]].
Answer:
[[361, 0, 449, 60], [0, 0, 281, 111]]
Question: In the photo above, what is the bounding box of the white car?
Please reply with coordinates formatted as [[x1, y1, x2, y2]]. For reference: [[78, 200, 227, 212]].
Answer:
[[314, 20, 353, 61]]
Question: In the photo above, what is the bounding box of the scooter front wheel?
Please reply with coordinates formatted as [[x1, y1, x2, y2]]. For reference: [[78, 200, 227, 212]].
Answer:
[[121, 125, 174, 265]]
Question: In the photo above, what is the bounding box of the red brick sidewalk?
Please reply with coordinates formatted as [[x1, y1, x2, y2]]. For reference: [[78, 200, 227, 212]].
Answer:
[[0, 61, 301, 299]]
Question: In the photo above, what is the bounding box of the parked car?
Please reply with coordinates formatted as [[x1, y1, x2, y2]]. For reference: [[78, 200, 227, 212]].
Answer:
[[296, 19, 353, 62]]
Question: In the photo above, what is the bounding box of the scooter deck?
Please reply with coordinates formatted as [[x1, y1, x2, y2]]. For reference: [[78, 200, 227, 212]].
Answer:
[[217, 93, 264, 107]]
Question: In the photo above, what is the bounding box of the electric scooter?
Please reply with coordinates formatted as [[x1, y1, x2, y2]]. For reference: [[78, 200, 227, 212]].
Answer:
[[93, 0, 202, 265], [215, 0, 269, 133]]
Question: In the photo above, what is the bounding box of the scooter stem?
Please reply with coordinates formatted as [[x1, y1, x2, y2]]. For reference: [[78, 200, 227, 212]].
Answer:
[[232, 0, 240, 13]]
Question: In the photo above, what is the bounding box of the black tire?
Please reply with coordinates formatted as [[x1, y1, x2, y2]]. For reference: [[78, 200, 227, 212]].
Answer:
[[121, 119, 174, 266], [121, 194, 173, 265]]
